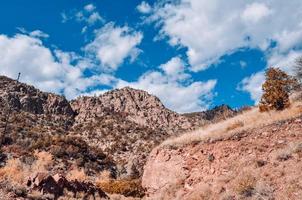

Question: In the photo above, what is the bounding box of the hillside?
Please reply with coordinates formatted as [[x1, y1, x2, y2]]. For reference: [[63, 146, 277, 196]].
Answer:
[[142, 97, 302, 200], [2, 75, 299, 199], [0, 75, 219, 199]]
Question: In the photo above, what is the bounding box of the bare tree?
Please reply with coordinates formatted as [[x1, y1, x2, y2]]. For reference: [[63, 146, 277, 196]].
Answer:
[[295, 56, 302, 83]]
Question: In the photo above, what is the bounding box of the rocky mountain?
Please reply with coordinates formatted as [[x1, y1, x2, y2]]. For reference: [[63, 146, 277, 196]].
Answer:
[[0, 75, 210, 182], [183, 104, 238, 124], [0, 75, 251, 199], [0, 76, 74, 116], [71, 87, 193, 133]]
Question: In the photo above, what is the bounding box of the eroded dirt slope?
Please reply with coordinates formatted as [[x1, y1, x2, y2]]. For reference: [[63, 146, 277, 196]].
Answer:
[[143, 116, 302, 200]]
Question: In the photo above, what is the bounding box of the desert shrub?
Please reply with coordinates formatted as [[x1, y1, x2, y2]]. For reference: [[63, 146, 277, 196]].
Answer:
[[66, 168, 87, 182], [259, 68, 297, 112], [225, 121, 244, 132], [97, 179, 145, 198], [233, 174, 256, 197], [50, 135, 116, 176]]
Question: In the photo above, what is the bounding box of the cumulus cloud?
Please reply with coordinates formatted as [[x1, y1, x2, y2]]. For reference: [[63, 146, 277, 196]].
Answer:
[[115, 57, 217, 113], [238, 71, 265, 103], [241, 3, 272, 23], [0, 33, 116, 99], [151, 0, 302, 72], [85, 23, 143, 71], [137, 1, 152, 14]]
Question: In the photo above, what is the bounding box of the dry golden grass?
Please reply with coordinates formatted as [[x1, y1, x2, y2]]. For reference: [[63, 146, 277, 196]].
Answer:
[[162, 97, 302, 147], [274, 141, 302, 161], [233, 174, 256, 197], [66, 167, 87, 182], [0, 151, 54, 185], [32, 150, 53, 172], [96, 169, 112, 181], [96, 179, 145, 198]]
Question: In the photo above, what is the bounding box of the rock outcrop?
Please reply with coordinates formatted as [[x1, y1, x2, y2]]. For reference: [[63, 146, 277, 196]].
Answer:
[[0, 76, 74, 116], [27, 173, 109, 200], [71, 87, 193, 133], [183, 104, 238, 124]]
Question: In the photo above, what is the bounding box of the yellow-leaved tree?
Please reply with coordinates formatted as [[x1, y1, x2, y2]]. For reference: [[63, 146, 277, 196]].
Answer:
[[259, 67, 297, 112]]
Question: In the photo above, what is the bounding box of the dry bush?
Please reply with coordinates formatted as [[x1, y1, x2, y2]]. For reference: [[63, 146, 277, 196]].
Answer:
[[226, 121, 244, 132], [275, 149, 292, 162], [0, 158, 28, 185], [253, 181, 274, 200], [185, 184, 214, 200], [294, 56, 302, 83], [233, 174, 256, 197], [97, 170, 113, 181], [274, 141, 302, 161], [0, 151, 54, 186], [32, 150, 53, 172], [96, 179, 145, 198], [66, 167, 87, 182], [162, 97, 302, 147]]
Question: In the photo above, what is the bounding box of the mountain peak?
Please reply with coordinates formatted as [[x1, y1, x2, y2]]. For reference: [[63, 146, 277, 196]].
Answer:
[[72, 85, 192, 132]]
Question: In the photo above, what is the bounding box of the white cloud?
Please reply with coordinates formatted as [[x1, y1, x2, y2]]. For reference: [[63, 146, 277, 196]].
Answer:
[[85, 23, 143, 71], [62, 3, 104, 26], [239, 61, 247, 69], [268, 50, 302, 74], [116, 57, 217, 113], [159, 56, 190, 81], [84, 4, 96, 12], [239, 49, 302, 103], [137, 1, 152, 14], [160, 56, 184, 75], [241, 3, 272, 23], [17, 28, 49, 39], [0, 33, 116, 99], [29, 30, 49, 38], [152, 0, 302, 72], [87, 12, 103, 25], [238, 71, 265, 103]]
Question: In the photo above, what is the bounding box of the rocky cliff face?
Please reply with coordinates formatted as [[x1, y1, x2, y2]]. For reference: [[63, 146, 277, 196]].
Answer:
[[71, 87, 193, 133], [142, 117, 302, 200], [0, 76, 74, 116]]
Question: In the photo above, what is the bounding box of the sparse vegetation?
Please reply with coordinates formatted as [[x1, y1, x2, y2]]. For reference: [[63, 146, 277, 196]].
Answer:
[[275, 141, 302, 161], [162, 96, 302, 147], [233, 174, 256, 197]]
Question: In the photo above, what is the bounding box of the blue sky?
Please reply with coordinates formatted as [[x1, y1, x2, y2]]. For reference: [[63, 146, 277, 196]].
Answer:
[[0, 0, 301, 113]]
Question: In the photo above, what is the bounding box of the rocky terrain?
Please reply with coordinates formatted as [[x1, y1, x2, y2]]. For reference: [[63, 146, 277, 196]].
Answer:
[[0, 75, 219, 199], [1, 74, 300, 199], [142, 106, 302, 199]]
